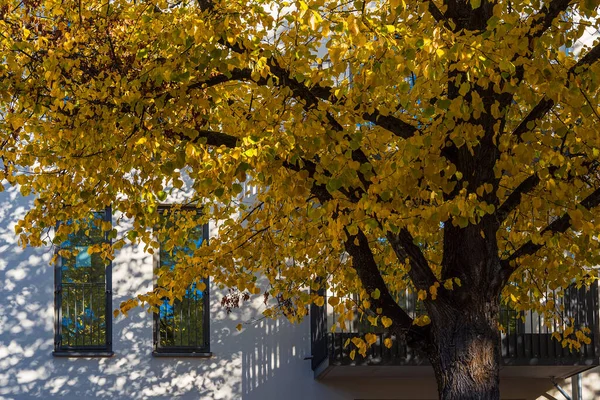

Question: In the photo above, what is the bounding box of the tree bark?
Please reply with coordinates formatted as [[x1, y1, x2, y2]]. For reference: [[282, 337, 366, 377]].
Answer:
[[428, 300, 501, 400]]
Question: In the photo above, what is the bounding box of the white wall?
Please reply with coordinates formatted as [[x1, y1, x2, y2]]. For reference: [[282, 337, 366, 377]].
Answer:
[[0, 183, 322, 399]]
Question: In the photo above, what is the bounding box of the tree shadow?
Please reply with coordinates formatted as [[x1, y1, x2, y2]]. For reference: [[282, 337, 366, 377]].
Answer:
[[0, 185, 317, 399]]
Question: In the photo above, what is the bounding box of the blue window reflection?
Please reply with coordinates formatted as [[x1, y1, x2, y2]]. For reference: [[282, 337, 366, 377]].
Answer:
[[155, 208, 208, 351], [57, 210, 109, 349]]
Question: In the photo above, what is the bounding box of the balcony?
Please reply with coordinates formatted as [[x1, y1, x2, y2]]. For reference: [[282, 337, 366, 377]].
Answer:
[[310, 283, 599, 380]]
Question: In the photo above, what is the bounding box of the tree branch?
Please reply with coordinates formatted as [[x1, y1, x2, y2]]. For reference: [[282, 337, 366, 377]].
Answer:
[[197, 0, 214, 12], [386, 228, 439, 291], [220, 42, 419, 139], [344, 227, 427, 340], [164, 128, 239, 148], [512, 41, 600, 141], [162, 107, 425, 342], [494, 159, 598, 226], [427, 1, 446, 23], [529, 0, 572, 38], [501, 185, 600, 280], [361, 112, 417, 139], [495, 174, 541, 224]]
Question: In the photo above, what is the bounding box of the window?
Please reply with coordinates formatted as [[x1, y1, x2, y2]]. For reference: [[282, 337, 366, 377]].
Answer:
[[153, 206, 210, 356], [53, 208, 113, 356]]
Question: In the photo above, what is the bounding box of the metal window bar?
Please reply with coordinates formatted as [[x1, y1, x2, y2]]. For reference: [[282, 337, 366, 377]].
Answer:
[[154, 279, 209, 352], [54, 207, 112, 355], [153, 207, 210, 354]]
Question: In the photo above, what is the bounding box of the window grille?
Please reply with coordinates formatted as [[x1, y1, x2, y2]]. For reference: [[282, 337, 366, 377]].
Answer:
[[53, 208, 113, 356], [153, 206, 210, 356]]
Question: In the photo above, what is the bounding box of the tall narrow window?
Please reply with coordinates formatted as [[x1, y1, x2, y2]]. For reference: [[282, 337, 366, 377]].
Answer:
[[53, 208, 113, 356], [153, 207, 210, 356]]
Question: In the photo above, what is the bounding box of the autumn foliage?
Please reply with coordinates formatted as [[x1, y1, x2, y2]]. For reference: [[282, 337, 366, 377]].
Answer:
[[2, 0, 600, 398]]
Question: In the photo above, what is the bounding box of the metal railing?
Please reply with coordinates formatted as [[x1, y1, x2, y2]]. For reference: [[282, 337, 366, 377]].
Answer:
[[56, 282, 108, 350], [311, 283, 599, 369], [54, 208, 113, 354], [153, 285, 209, 352]]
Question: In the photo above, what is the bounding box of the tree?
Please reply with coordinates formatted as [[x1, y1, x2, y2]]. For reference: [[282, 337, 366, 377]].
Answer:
[[1, 0, 600, 398]]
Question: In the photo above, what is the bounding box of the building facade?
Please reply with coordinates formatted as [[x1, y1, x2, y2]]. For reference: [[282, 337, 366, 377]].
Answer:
[[0, 183, 599, 400]]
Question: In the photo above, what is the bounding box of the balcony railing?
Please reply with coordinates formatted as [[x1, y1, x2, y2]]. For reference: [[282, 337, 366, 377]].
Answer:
[[310, 283, 599, 372]]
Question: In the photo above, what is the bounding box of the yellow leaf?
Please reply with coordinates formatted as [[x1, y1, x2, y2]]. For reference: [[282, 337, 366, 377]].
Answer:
[[384, 338, 393, 348], [381, 316, 393, 328], [365, 333, 377, 346], [236, 323, 243, 331], [429, 282, 439, 300], [443, 279, 453, 290], [349, 350, 356, 360], [414, 315, 431, 326], [314, 296, 325, 307]]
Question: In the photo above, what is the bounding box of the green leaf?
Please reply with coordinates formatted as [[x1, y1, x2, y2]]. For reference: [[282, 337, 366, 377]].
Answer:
[[326, 178, 343, 194], [156, 190, 167, 201], [437, 99, 451, 109], [423, 106, 436, 118], [470, 0, 481, 9], [214, 187, 225, 198], [232, 183, 243, 195]]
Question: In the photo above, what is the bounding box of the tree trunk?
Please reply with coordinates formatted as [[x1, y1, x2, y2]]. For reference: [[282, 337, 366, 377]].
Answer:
[[428, 301, 501, 400]]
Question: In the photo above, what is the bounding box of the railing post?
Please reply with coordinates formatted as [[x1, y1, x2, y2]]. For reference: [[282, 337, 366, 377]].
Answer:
[[310, 281, 328, 370], [592, 281, 600, 360]]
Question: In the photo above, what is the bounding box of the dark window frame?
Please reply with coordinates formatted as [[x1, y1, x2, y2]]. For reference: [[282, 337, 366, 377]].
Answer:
[[152, 205, 211, 357], [53, 207, 113, 357]]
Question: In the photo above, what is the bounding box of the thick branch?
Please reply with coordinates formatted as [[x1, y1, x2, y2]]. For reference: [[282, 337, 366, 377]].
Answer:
[[443, 0, 494, 31], [427, 1, 446, 23], [361, 113, 417, 139], [386, 229, 439, 291], [344, 227, 426, 339], [495, 174, 541, 224], [222, 42, 419, 139], [494, 159, 598, 225], [165, 128, 239, 148], [529, 0, 572, 38], [197, 0, 214, 12], [501, 185, 600, 280], [513, 41, 600, 141]]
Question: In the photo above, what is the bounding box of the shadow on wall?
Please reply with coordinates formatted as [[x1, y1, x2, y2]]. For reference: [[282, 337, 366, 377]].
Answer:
[[581, 370, 600, 399], [538, 369, 600, 400], [0, 184, 316, 400]]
